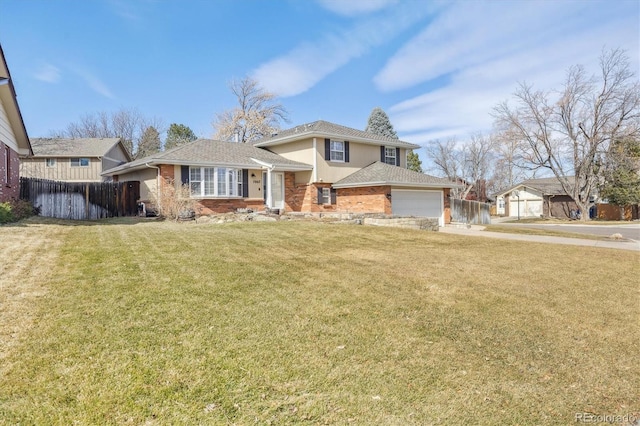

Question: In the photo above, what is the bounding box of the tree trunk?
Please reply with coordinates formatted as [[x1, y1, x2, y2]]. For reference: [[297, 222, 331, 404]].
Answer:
[[575, 200, 591, 222]]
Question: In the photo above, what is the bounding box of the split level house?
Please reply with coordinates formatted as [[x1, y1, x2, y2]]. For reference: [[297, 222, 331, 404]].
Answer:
[[0, 44, 32, 202], [103, 120, 459, 226], [20, 137, 131, 182]]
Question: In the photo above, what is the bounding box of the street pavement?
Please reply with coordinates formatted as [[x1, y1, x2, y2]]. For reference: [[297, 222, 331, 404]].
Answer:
[[493, 221, 640, 241], [439, 223, 640, 252]]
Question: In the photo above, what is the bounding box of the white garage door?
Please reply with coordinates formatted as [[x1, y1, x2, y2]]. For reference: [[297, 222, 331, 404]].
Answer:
[[391, 189, 443, 226], [509, 199, 543, 217]]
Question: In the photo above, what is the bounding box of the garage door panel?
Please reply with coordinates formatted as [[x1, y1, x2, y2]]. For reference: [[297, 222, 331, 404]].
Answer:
[[391, 190, 443, 225]]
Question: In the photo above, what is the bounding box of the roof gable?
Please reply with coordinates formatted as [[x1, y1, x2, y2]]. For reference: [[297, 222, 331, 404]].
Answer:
[[252, 120, 419, 149]]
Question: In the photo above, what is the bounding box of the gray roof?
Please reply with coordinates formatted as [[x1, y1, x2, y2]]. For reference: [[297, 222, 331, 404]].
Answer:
[[522, 176, 574, 195], [30, 138, 126, 158], [494, 176, 575, 197], [252, 120, 420, 149], [333, 161, 460, 189], [103, 138, 312, 175]]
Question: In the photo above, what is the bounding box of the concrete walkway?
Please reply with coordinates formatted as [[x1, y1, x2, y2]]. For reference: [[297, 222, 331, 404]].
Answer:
[[439, 225, 640, 252]]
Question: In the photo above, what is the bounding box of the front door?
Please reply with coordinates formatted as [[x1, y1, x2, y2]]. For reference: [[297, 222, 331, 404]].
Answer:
[[268, 172, 284, 210]]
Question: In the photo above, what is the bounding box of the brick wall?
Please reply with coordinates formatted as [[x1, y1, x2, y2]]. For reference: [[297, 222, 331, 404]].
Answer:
[[336, 185, 391, 214], [0, 142, 20, 202], [286, 180, 337, 213], [197, 198, 266, 215], [159, 164, 175, 182]]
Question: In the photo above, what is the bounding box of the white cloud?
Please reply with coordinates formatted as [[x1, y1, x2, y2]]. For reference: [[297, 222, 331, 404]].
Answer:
[[34, 64, 61, 83], [383, 0, 639, 144], [251, 2, 434, 97], [72, 68, 115, 99], [108, 0, 141, 21], [316, 0, 398, 16]]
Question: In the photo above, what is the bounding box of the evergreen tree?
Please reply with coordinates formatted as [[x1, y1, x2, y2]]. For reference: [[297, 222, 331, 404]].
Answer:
[[406, 151, 423, 173], [365, 107, 398, 139], [600, 138, 640, 219], [136, 126, 161, 159], [165, 123, 197, 150]]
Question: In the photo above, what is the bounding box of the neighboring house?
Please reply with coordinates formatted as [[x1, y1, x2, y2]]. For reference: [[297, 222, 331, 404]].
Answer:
[[0, 44, 32, 202], [20, 138, 131, 182], [493, 177, 581, 219], [103, 120, 459, 225]]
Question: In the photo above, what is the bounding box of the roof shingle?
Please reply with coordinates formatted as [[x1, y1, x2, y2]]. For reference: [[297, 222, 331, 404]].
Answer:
[[30, 138, 125, 158], [103, 139, 312, 175], [252, 120, 419, 149], [333, 161, 459, 188]]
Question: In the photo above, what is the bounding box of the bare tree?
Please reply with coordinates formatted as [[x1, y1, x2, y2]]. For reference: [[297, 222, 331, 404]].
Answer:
[[425, 134, 496, 200], [489, 128, 532, 193], [493, 48, 640, 220], [212, 77, 288, 142], [53, 107, 165, 159]]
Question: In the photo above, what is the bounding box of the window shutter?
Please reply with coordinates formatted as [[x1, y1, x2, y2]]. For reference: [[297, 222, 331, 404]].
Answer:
[[181, 166, 189, 185], [317, 187, 323, 204], [242, 169, 249, 197], [330, 188, 337, 205], [380, 146, 385, 162], [325, 139, 331, 160], [344, 141, 349, 163], [396, 148, 401, 166]]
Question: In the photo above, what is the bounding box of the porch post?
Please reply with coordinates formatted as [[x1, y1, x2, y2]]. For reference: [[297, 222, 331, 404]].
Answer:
[[265, 169, 272, 208]]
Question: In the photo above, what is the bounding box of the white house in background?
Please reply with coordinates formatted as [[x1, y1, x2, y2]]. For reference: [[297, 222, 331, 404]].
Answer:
[[494, 177, 581, 219]]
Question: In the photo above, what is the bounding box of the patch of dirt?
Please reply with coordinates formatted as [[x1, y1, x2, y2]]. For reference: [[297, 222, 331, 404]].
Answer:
[[0, 222, 68, 375]]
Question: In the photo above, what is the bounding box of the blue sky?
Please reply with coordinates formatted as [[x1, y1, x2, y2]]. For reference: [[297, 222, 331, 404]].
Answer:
[[1, 0, 638, 165]]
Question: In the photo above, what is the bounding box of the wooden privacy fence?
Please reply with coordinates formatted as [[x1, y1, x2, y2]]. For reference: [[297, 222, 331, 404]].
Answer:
[[20, 177, 140, 220], [450, 198, 491, 225]]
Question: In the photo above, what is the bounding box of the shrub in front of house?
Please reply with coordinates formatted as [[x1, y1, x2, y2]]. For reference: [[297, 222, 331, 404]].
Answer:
[[0, 199, 38, 224]]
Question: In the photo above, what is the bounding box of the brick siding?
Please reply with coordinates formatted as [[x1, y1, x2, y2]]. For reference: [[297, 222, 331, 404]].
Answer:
[[197, 198, 266, 215], [0, 142, 21, 202], [336, 185, 391, 214]]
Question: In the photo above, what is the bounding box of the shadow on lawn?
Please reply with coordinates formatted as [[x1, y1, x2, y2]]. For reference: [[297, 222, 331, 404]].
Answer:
[[3, 216, 165, 228]]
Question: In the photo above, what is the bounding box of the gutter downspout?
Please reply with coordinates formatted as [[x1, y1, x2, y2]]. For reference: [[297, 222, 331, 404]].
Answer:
[[312, 137, 317, 183]]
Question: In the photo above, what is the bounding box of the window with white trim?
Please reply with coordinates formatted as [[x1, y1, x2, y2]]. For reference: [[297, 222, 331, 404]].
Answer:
[[384, 147, 396, 165], [70, 157, 90, 167], [330, 140, 345, 162], [46, 158, 56, 167], [190, 166, 241, 197], [322, 187, 331, 204]]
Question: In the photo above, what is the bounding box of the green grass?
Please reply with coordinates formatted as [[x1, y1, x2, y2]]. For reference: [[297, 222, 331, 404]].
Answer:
[[1, 218, 638, 425]]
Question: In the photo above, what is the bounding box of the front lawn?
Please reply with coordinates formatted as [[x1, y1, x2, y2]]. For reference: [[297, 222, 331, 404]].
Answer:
[[1, 218, 638, 425]]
